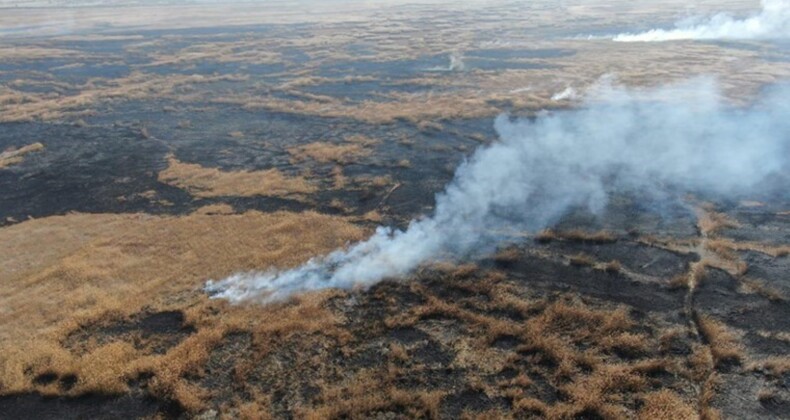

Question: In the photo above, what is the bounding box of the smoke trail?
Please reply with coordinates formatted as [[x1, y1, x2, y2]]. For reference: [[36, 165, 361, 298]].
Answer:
[[426, 53, 466, 72], [551, 86, 578, 101], [206, 78, 789, 304], [614, 0, 790, 42]]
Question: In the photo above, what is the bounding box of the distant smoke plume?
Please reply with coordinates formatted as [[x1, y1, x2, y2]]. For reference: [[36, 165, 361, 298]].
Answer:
[[551, 86, 579, 101], [448, 53, 466, 72], [614, 0, 790, 42], [206, 78, 789, 304], [426, 52, 466, 72]]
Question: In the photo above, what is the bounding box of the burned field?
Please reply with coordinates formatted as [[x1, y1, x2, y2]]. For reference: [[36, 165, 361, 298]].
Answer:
[[2, 1, 790, 419], [1, 197, 788, 419]]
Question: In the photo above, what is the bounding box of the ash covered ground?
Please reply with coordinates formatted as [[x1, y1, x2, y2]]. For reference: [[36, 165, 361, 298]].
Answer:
[[1, 1, 789, 419]]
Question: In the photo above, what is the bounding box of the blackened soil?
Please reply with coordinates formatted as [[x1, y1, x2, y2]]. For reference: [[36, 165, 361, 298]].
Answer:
[[440, 389, 509, 418], [547, 240, 697, 278], [64, 311, 195, 356], [0, 393, 179, 420], [498, 253, 687, 315], [0, 107, 486, 227], [695, 268, 790, 337]]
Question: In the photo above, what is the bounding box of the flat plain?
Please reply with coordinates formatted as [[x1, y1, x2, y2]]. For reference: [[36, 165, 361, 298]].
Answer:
[[0, 1, 788, 418]]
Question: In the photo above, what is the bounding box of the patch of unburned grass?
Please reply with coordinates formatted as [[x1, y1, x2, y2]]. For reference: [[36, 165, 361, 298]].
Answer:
[[601, 260, 622, 274], [569, 253, 595, 267], [492, 247, 521, 264], [740, 277, 785, 302], [0, 142, 44, 168], [707, 238, 790, 259], [638, 389, 696, 420], [748, 356, 790, 378], [0, 72, 247, 123], [696, 206, 741, 237], [0, 210, 365, 397], [696, 315, 743, 367], [287, 141, 371, 165], [158, 154, 316, 198]]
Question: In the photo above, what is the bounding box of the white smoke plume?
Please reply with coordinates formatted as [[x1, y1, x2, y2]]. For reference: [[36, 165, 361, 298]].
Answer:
[[206, 78, 789, 304], [551, 86, 579, 101], [426, 52, 466, 72], [614, 0, 790, 42]]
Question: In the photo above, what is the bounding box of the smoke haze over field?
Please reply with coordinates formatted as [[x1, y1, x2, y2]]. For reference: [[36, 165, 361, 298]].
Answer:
[[614, 0, 790, 42], [206, 78, 790, 304]]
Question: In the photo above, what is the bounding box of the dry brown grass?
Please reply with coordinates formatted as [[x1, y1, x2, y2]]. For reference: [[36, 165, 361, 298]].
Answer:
[[554, 363, 646, 418], [706, 238, 790, 259], [740, 277, 785, 302], [344, 134, 378, 146], [696, 315, 743, 367], [696, 207, 741, 237], [0, 142, 44, 168], [2, 0, 788, 127], [534, 229, 558, 244], [492, 247, 521, 264], [383, 278, 693, 419], [0, 46, 84, 61], [667, 273, 689, 289], [670, 260, 711, 290], [330, 166, 347, 189], [328, 198, 351, 213], [700, 375, 722, 420], [757, 388, 778, 405], [601, 260, 622, 274], [755, 330, 790, 343], [299, 372, 437, 419], [0, 3, 785, 417], [638, 389, 697, 419], [600, 331, 649, 356], [0, 72, 247, 123], [228, 91, 503, 125], [220, 32, 790, 124], [278, 75, 377, 90], [287, 142, 371, 165], [143, 40, 283, 68], [0, 210, 365, 396], [158, 154, 316, 198], [396, 159, 412, 168], [748, 357, 790, 378], [358, 210, 383, 223], [569, 253, 595, 267]]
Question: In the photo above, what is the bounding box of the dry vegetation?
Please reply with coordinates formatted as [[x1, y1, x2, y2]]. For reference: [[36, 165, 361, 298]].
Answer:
[[1, 1, 787, 127], [696, 206, 741, 237], [158, 154, 316, 199], [638, 389, 697, 419], [0, 210, 366, 398], [624, 202, 790, 418], [748, 357, 790, 378], [1, 1, 788, 417], [288, 143, 371, 165], [0, 72, 248, 123], [142, 40, 283, 67], [0, 142, 44, 168], [695, 315, 743, 367], [0, 46, 84, 61], [0, 207, 732, 418], [376, 271, 701, 419]]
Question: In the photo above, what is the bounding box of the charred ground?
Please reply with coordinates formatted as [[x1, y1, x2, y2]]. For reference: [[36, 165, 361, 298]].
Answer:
[[1, 1, 789, 419]]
